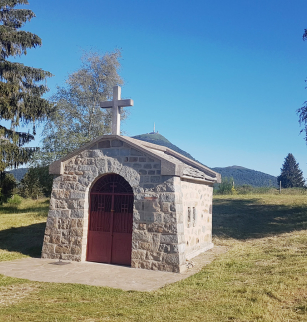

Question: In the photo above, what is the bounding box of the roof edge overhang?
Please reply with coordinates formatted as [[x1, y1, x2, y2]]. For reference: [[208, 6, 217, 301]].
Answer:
[[49, 135, 221, 183]]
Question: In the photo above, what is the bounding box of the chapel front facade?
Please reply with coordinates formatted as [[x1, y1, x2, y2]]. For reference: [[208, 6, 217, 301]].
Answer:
[[42, 135, 221, 273]]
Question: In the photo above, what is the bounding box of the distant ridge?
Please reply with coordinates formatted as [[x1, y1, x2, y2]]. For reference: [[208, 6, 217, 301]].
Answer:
[[7, 168, 28, 182], [211, 166, 278, 188], [131, 133, 277, 187]]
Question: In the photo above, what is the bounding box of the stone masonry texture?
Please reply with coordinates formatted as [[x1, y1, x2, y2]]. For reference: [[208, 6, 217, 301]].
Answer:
[[42, 138, 214, 273]]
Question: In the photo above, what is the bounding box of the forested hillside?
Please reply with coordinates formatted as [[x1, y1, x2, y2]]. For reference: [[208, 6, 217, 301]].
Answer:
[[8, 168, 28, 182], [133, 133, 277, 187], [212, 166, 278, 187]]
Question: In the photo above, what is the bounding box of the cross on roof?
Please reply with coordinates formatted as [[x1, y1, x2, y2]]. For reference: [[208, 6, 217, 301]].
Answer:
[[100, 86, 134, 135]]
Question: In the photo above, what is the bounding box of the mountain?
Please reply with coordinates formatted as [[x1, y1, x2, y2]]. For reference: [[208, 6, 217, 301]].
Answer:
[[211, 166, 278, 188], [7, 168, 28, 182], [132, 133, 277, 187], [132, 133, 199, 162]]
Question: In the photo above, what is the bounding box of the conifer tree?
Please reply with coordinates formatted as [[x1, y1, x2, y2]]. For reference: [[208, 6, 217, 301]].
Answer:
[[277, 153, 305, 188], [0, 0, 53, 172]]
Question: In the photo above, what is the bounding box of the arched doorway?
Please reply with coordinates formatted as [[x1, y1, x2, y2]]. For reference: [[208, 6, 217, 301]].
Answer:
[[87, 174, 134, 266]]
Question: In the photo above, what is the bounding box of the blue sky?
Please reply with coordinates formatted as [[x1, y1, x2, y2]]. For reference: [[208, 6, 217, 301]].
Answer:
[[9, 0, 307, 177]]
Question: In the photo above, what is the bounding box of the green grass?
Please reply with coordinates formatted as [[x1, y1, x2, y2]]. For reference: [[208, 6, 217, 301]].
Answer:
[[0, 198, 49, 261], [0, 195, 306, 321]]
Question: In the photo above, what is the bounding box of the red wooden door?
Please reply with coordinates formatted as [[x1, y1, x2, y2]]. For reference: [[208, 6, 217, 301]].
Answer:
[[87, 174, 133, 266]]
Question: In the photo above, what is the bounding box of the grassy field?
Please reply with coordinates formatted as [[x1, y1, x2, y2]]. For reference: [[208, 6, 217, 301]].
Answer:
[[0, 194, 306, 321]]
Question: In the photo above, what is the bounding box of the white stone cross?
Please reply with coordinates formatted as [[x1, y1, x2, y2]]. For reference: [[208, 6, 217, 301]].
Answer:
[[100, 86, 134, 135]]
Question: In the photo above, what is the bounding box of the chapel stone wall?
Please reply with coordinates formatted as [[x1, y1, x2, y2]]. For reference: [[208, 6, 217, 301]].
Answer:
[[180, 180, 213, 260], [42, 138, 185, 273]]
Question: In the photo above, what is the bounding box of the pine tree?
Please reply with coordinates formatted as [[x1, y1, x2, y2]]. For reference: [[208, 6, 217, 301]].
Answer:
[[277, 153, 305, 188], [0, 0, 53, 172]]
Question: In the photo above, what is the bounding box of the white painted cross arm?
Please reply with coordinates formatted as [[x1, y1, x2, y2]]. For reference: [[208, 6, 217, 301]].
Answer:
[[100, 86, 134, 135], [100, 99, 133, 108]]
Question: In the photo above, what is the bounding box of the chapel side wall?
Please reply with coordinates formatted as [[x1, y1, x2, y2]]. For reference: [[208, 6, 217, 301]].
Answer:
[[181, 179, 213, 260], [132, 176, 186, 273], [41, 138, 183, 273]]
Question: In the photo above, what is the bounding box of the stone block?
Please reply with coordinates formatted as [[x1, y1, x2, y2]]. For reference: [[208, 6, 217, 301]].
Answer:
[[139, 157, 146, 162], [70, 191, 85, 199], [86, 158, 95, 165], [146, 251, 163, 261], [102, 148, 119, 157], [95, 159, 106, 172], [98, 140, 110, 148], [140, 261, 152, 270], [67, 200, 85, 210], [50, 234, 61, 244], [164, 253, 180, 265], [129, 157, 138, 162], [140, 176, 150, 183], [119, 148, 131, 156], [55, 244, 70, 254], [160, 193, 175, 202], [71, 209, 84, 218], [71, 228, 83, 237], [159, 244, 171, 253], [162, 202, 170, 213], [147, 223, 164, 233], [133, 230, 151, 242], [132, 163, 142, 169], [139, 242, 152, 251], [143, 199, 160, 212], [143, 163, 152, 169], [160, 234, 178, 244], [71, 246, 82, 255], [71, 236, 82, 246], [151, 176, 161, 183], [58, 218, 70, 229], [111, 139, 123, 147], [143, 184, 155, 189], [131, 249, 146, 260], [131, 259, 139, 268], [153, 163, 161, 169], [152, 233, 160, 250], [148, 170, 155, 175], [131, 148, 143, 156], [61, 209, 71, 218], [62, 175, 78, 182], [43, 235, 50, 243], [139, 169, 147, 175], [48, 210, 61, 218], [42, 243, 55, 254]]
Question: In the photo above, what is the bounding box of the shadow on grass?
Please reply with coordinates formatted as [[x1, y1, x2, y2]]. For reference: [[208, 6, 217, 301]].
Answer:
[[213, 198, 307, 239], [0, 223, 46, 258]]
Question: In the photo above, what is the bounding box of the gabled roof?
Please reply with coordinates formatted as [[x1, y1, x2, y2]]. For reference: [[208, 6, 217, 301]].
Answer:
[[49, 135, 221, 184]]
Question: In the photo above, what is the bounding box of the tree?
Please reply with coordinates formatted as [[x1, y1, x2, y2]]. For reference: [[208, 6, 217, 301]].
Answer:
[[0, 172, 17, 203], [36, 50, 125, 165], [0, 0, 53, 173], [215, 177, 236, 195], [18, 166, 52, 198], [277, 153, 305, 188], [298, 29, 307, 141]]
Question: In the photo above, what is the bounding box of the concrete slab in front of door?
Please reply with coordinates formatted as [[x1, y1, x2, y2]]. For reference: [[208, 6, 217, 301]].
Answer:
[[0, 246, 227, 292]]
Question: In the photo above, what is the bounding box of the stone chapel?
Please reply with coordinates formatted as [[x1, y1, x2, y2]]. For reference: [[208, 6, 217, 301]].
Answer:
[[41, 86, 221, 273]]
